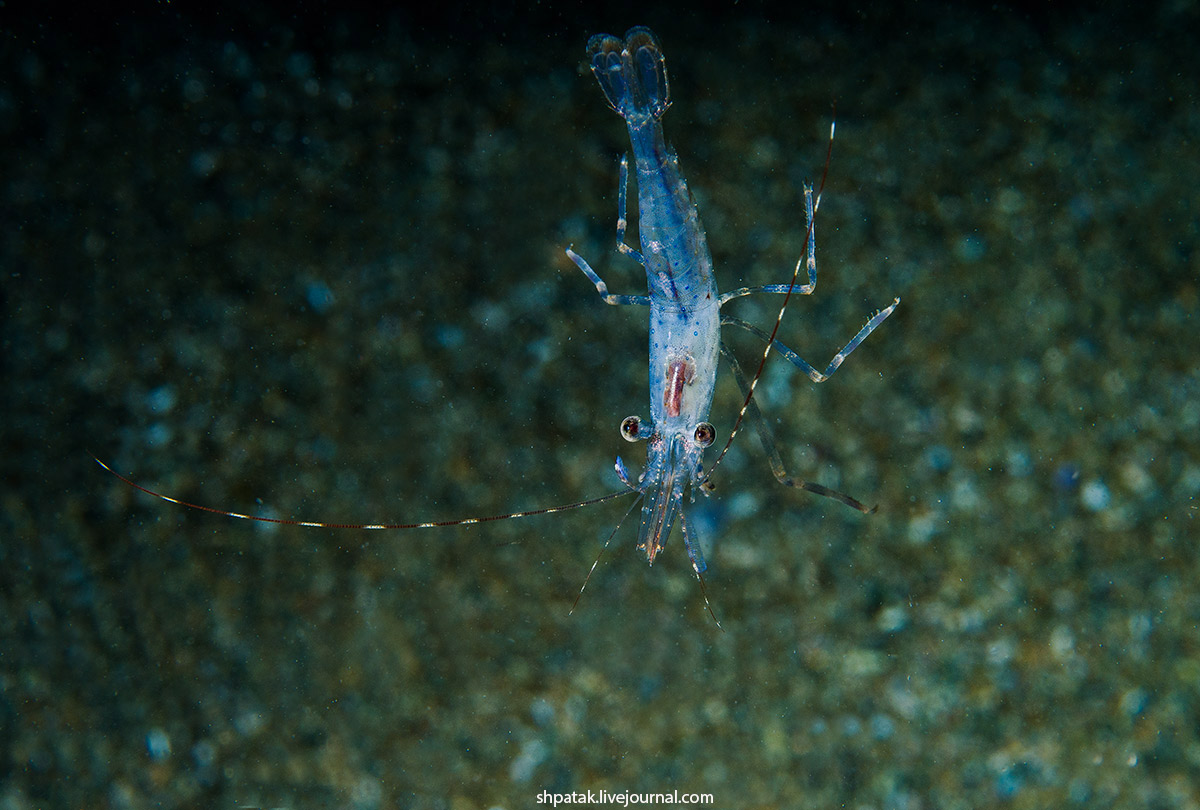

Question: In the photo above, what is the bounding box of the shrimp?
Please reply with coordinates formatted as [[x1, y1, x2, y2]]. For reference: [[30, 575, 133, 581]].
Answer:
[[566, 27, 898, 599]]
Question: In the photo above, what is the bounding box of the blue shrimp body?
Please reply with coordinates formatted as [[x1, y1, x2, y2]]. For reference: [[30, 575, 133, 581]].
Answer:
[[585, 28, 720, 565], [571, 28, 898, 586]]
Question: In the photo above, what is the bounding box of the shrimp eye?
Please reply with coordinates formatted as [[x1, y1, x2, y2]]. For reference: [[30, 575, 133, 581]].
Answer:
[[620, 415, 645, 442], [693, 422, 715, 447]]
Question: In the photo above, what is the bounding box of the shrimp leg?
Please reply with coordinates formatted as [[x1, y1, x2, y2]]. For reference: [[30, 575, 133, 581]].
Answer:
[[722, 295, 898, 385], [719, 184, 820, 305], [567, 157, 651, 307], [718, 343, 876, 513]]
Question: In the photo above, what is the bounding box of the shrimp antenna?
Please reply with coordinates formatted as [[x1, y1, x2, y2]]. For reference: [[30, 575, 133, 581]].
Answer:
[[93, 455, 634, 530]]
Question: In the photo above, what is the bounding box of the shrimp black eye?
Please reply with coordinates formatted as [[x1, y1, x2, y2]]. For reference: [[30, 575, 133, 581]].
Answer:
[[693, 422, 715, 447], [620, 415, 645, 442]]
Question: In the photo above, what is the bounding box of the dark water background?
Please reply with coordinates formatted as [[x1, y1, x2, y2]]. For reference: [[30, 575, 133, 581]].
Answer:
[[4, 2, 1198, 807]]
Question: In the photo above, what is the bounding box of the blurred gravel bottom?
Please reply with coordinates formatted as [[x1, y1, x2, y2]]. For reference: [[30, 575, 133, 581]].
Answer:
[[2, 3, 1197, 808]]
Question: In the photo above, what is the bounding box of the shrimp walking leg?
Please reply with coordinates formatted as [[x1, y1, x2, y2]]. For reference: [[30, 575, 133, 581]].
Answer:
[[567, 247, 650, 307], [720, 184, 820, 305], [566, 158, 652, 307], [614, 155, 645, 265], [722, 293, 899, 385], [718, 344, 875, 514]]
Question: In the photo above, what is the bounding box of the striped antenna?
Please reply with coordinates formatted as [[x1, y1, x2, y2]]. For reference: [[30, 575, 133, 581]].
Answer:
[[93, 455, 633, 530]]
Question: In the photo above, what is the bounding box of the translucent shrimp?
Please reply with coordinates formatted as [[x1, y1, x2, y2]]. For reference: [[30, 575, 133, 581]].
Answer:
[[566, 27, 898, 594]]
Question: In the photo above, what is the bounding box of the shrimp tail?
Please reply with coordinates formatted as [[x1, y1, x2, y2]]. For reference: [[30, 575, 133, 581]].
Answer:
[[585, 26, 670, 121]]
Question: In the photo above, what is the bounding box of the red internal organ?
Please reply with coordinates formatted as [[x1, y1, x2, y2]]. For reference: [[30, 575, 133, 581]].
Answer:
[[662, 357, 695, 418]]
